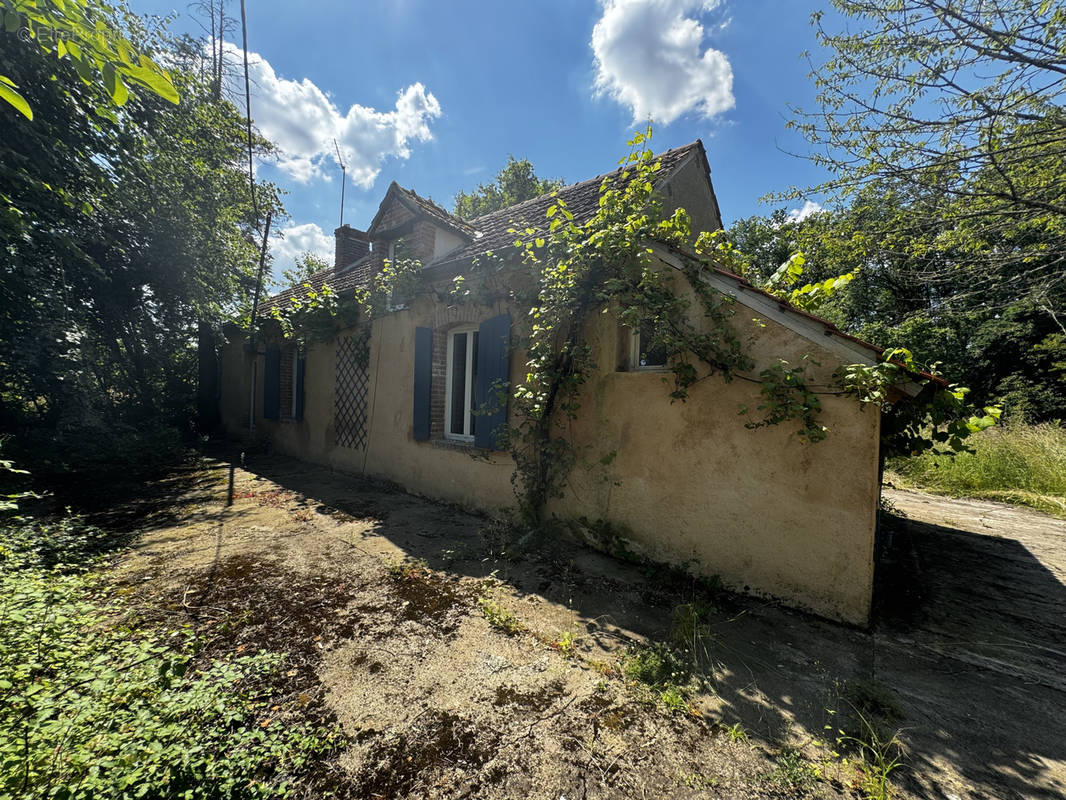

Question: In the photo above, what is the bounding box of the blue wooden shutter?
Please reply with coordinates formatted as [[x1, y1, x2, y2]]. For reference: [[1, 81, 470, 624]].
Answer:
[[413, 327, 432, 441], [475, 312, 511, 450], [263, 346, 281, 420], [294, 355, 306, 421]]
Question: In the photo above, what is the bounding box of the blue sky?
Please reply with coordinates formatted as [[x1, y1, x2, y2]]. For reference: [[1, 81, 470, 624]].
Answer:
[[139, 0, 837, 279]]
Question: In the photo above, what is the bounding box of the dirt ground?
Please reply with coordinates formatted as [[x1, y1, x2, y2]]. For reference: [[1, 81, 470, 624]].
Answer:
[[104, 451, 1066, 800]]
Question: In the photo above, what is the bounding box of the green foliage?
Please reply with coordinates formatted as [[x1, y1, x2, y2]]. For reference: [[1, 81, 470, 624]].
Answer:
[[789, 0, 1066, 298], [889, 422, 1066, 517], [741, 358, 826, 443], [778, 0, 1066, 426], [279, 251, 330, 289], [831, 708, 905, 800], [0, 0, 179, 121], [549, 630, 579, 657], [14, 416, 185, 480], [839, 348, 1001, 458], [669, 600, 717, 675], [726, 722, 749, 743], [724, 205, 1008, 455], [453, 156, 563, 220], [0, 442, 35, 513], [0, 513, 340, 799], [497, 127, 789, 520], [478, 597, 523, 635], [621, 643, 694, 714], [267, 256, 424, 351], [758, 249, 858, 313], [770, 747, 820, 790], [1, 10, 280, 472], [622, 644, 684, 686]]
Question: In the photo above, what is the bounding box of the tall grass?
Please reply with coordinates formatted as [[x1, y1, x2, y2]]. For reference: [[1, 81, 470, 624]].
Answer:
[[888, 422, 1066, 517]]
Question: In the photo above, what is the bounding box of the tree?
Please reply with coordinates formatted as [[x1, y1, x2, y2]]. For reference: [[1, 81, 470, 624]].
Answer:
[[0, 8, 279, 473], [280, 252, 330, 289], [725, 198, 1066, 421], [788, 0, 1066, 313], [0, 0, 179, 120], [453, 156, 563, 220]]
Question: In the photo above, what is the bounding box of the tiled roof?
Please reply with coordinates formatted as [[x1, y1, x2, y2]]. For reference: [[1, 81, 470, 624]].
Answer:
[[257, 256, 372, 315], [389, 184, 478, 240], [435, 140, 705, 268], [258, 140, 705, 316]]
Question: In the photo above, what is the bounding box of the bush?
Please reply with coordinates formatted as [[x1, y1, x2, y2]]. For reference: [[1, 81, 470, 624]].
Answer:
[[0, 514, 341, 799], [12, 414, 186, 481], [888, 422, 1066, 516]]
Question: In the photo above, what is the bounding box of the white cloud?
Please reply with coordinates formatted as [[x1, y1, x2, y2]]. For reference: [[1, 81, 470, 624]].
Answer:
[[591, 0, 734, 124], [271, 222, 334, 279], [787, 200, 824, 223], [223, 43, 441, 186]]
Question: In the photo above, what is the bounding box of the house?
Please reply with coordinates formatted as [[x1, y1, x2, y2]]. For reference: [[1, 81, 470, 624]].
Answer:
[[217, 141, 897, 625]]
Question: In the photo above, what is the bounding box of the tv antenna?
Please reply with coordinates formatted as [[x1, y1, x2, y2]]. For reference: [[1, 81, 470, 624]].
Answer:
[[333, 138, 347, 226]]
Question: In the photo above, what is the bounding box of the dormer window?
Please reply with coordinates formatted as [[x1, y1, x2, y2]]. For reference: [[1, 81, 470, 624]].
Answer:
[[386, 236, 411, 264], [386, 236, 413, 311]]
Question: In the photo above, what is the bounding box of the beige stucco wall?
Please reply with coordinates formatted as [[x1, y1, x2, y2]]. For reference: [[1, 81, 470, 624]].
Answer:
[[545, 308, 881, 625], [218, 261, 880, 625], [220, 297, 518, 510]]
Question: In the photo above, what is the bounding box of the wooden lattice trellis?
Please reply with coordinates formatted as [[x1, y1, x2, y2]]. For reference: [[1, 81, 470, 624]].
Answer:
[[335, 329, 370, 450]]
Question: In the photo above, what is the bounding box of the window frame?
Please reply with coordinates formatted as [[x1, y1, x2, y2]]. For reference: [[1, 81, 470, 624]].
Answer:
[[444, 327, 479, 442], [630, 322, 669, 370]]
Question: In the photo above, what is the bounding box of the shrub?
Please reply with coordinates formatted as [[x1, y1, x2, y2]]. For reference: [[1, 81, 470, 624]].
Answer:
[[0, 514, 340, 799], [12, 413, 186, 482]]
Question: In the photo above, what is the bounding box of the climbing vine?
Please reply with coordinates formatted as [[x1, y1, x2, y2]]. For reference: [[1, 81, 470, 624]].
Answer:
[[488, 128, 998, 520], [267, 256, 425, 356], [836, 348, 1001, 458], [495, 128, 820, 521]]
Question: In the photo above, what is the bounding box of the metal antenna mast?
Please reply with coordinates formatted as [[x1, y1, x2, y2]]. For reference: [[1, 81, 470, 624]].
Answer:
[[333, 139, 347, 226]]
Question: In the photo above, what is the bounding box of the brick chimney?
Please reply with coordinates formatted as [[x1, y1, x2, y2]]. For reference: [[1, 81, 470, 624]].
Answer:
[[334, 224, 371, 270]]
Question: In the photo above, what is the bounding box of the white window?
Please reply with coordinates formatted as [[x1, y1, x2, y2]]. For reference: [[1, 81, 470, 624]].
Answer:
[[445, 328, 479, 441], [631, 321, 668, 369]]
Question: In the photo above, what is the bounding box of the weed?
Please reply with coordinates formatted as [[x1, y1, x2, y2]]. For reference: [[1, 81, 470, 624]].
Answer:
[[622, 643, 685, 686], [621, 644, 694, 714], [878, 493, 905, 517], [726, 722, 749, 743], [669, 600, 718, 675], [679, 772, 719, 789], [590, 660, 620, 678], [833, 707, 905, 800], [770, 746, 820, 790], [0, 515, 341, 800], [387, 557, 428, 580], [551, 629, 579, 657], [479, 597, 523, 635], [659, 685, 689, 714]]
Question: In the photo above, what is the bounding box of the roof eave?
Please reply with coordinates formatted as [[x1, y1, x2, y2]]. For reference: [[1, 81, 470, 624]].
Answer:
[[651, 242, 939, 397]]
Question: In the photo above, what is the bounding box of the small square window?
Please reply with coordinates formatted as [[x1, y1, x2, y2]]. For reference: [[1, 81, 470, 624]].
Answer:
[[632, 321, 668, 369]]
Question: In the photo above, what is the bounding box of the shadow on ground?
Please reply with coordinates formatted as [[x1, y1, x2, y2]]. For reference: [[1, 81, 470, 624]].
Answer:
[[133, 447, 1066, 800]]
